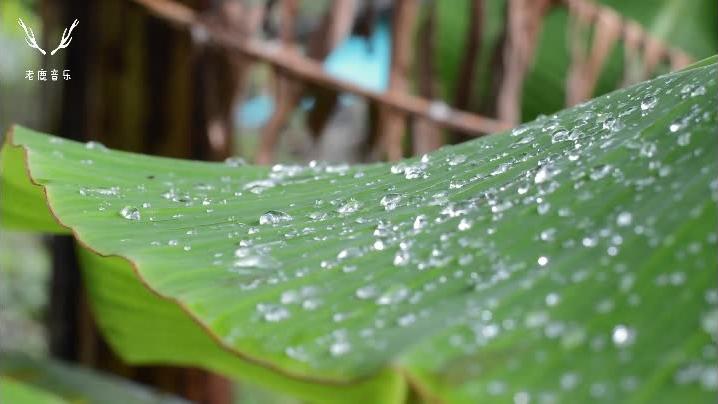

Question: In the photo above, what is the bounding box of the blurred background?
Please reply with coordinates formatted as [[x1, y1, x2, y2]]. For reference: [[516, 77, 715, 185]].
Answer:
[[0, 0, 716, 403]]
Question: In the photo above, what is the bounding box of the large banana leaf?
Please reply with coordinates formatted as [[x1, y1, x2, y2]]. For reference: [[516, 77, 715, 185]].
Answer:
[[0, 377, 67, 404], [0, 353, 189, 404], [1, 58, 716, 403], [434, 0, 718, 122]]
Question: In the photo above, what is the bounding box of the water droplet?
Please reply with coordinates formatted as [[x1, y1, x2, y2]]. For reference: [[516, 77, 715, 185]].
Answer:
[[447, 154, 467, 166], [535, 165, 559, 184], [677, 132, 691, 146], [540, 228, 557, 242], [390, 163, 406, 174], [602, 117, 624, 132], [669, 120, 685, 133], [329, 340, 351, 357], [85, 141, 108, 151], [616, 212, 633, 227], [640, 95, 657, 111], [491, 163, 511, 176], [337, 199, 362, 214], [611, 325, 635, 347], [224, 156, 246, 167], [79, 186, 120, 197], [691, 85, 706, 97], [397, 313, 417, 327], [337, 247, 362, 261], [244, 179, 276, 195], [551, 129, 570, 143], [259, 210, 293, 225], [233, 255, 280, 270], [119, 206, 141, 221], [376, 286, 409, 305], [380, 193, 402, 211], [640, 142, 657, 158], [582, 236, 598, 248], [413, 215, 429, 230], [403, 164, 427, 180], [561, 372, 580, 390], [256, 303, 290, 322], [449, 179, 466, 189], [702, 366, 718, 391], [546, 293, 560, 306], [589, 164, 612, 180], [393, 250, 410, 266], [513, 391, 530, 404], [458, 218, 473, 231], [537, 202, 551, 215], [701, 308, 718, 341], [356, 285, 378, 300]]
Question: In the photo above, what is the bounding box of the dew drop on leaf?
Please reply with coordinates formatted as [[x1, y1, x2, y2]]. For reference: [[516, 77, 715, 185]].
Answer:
[[259, 210, 293, 225], [447, 154, 467, 166], [233, 255, 280, 270], [413, 215, 429, 230], [380, 193, 402, 211], [589, 164, 613, 180], [256, 303, 290, 322], [546, 293, 561, 306], [540, 228, 557, 242], [535, 165, 558, 184], [329, 340, 351, 357], [355, 285, 378, 300], [85, 140, 108, 151], [640, 95, 657, 111], [119, 206, 141, 221], [616, 212, 633, 227], [224, 156, 247, 167], [701, 308, 718, 342], [551, 129, 570, 143], [612, 325, 636, 347], [337, 199, 362, 214], [397, 313, 417, 327], [458, 218, 473, 231]]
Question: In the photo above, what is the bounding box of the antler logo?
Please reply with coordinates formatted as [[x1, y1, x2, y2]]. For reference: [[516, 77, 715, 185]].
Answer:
[[17, 18, 79, 56], [18, 18, 45, 55]]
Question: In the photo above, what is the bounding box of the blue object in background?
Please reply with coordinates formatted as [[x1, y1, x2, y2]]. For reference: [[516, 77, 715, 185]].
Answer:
[[323, 21, 390, 92], [238, 94, 274, 129], [237, 20, 391, 129]]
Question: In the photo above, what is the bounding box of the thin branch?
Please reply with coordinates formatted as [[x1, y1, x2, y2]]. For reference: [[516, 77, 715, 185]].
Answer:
[[495, 0, 555, 124], [566, 3, 622, 105], [413, 0, 444, 155], [257, 0, 300, 165], [380, 0, 419, 160]]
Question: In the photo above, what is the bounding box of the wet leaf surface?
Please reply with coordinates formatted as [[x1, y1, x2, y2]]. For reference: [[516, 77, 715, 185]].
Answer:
[[1, 59, 716, 403]]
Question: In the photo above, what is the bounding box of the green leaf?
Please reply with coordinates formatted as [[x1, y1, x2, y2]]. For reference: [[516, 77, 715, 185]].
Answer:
[[1, 59, 716, 403], [0, 353, 189, 404], [0, 377, 67, 404]]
